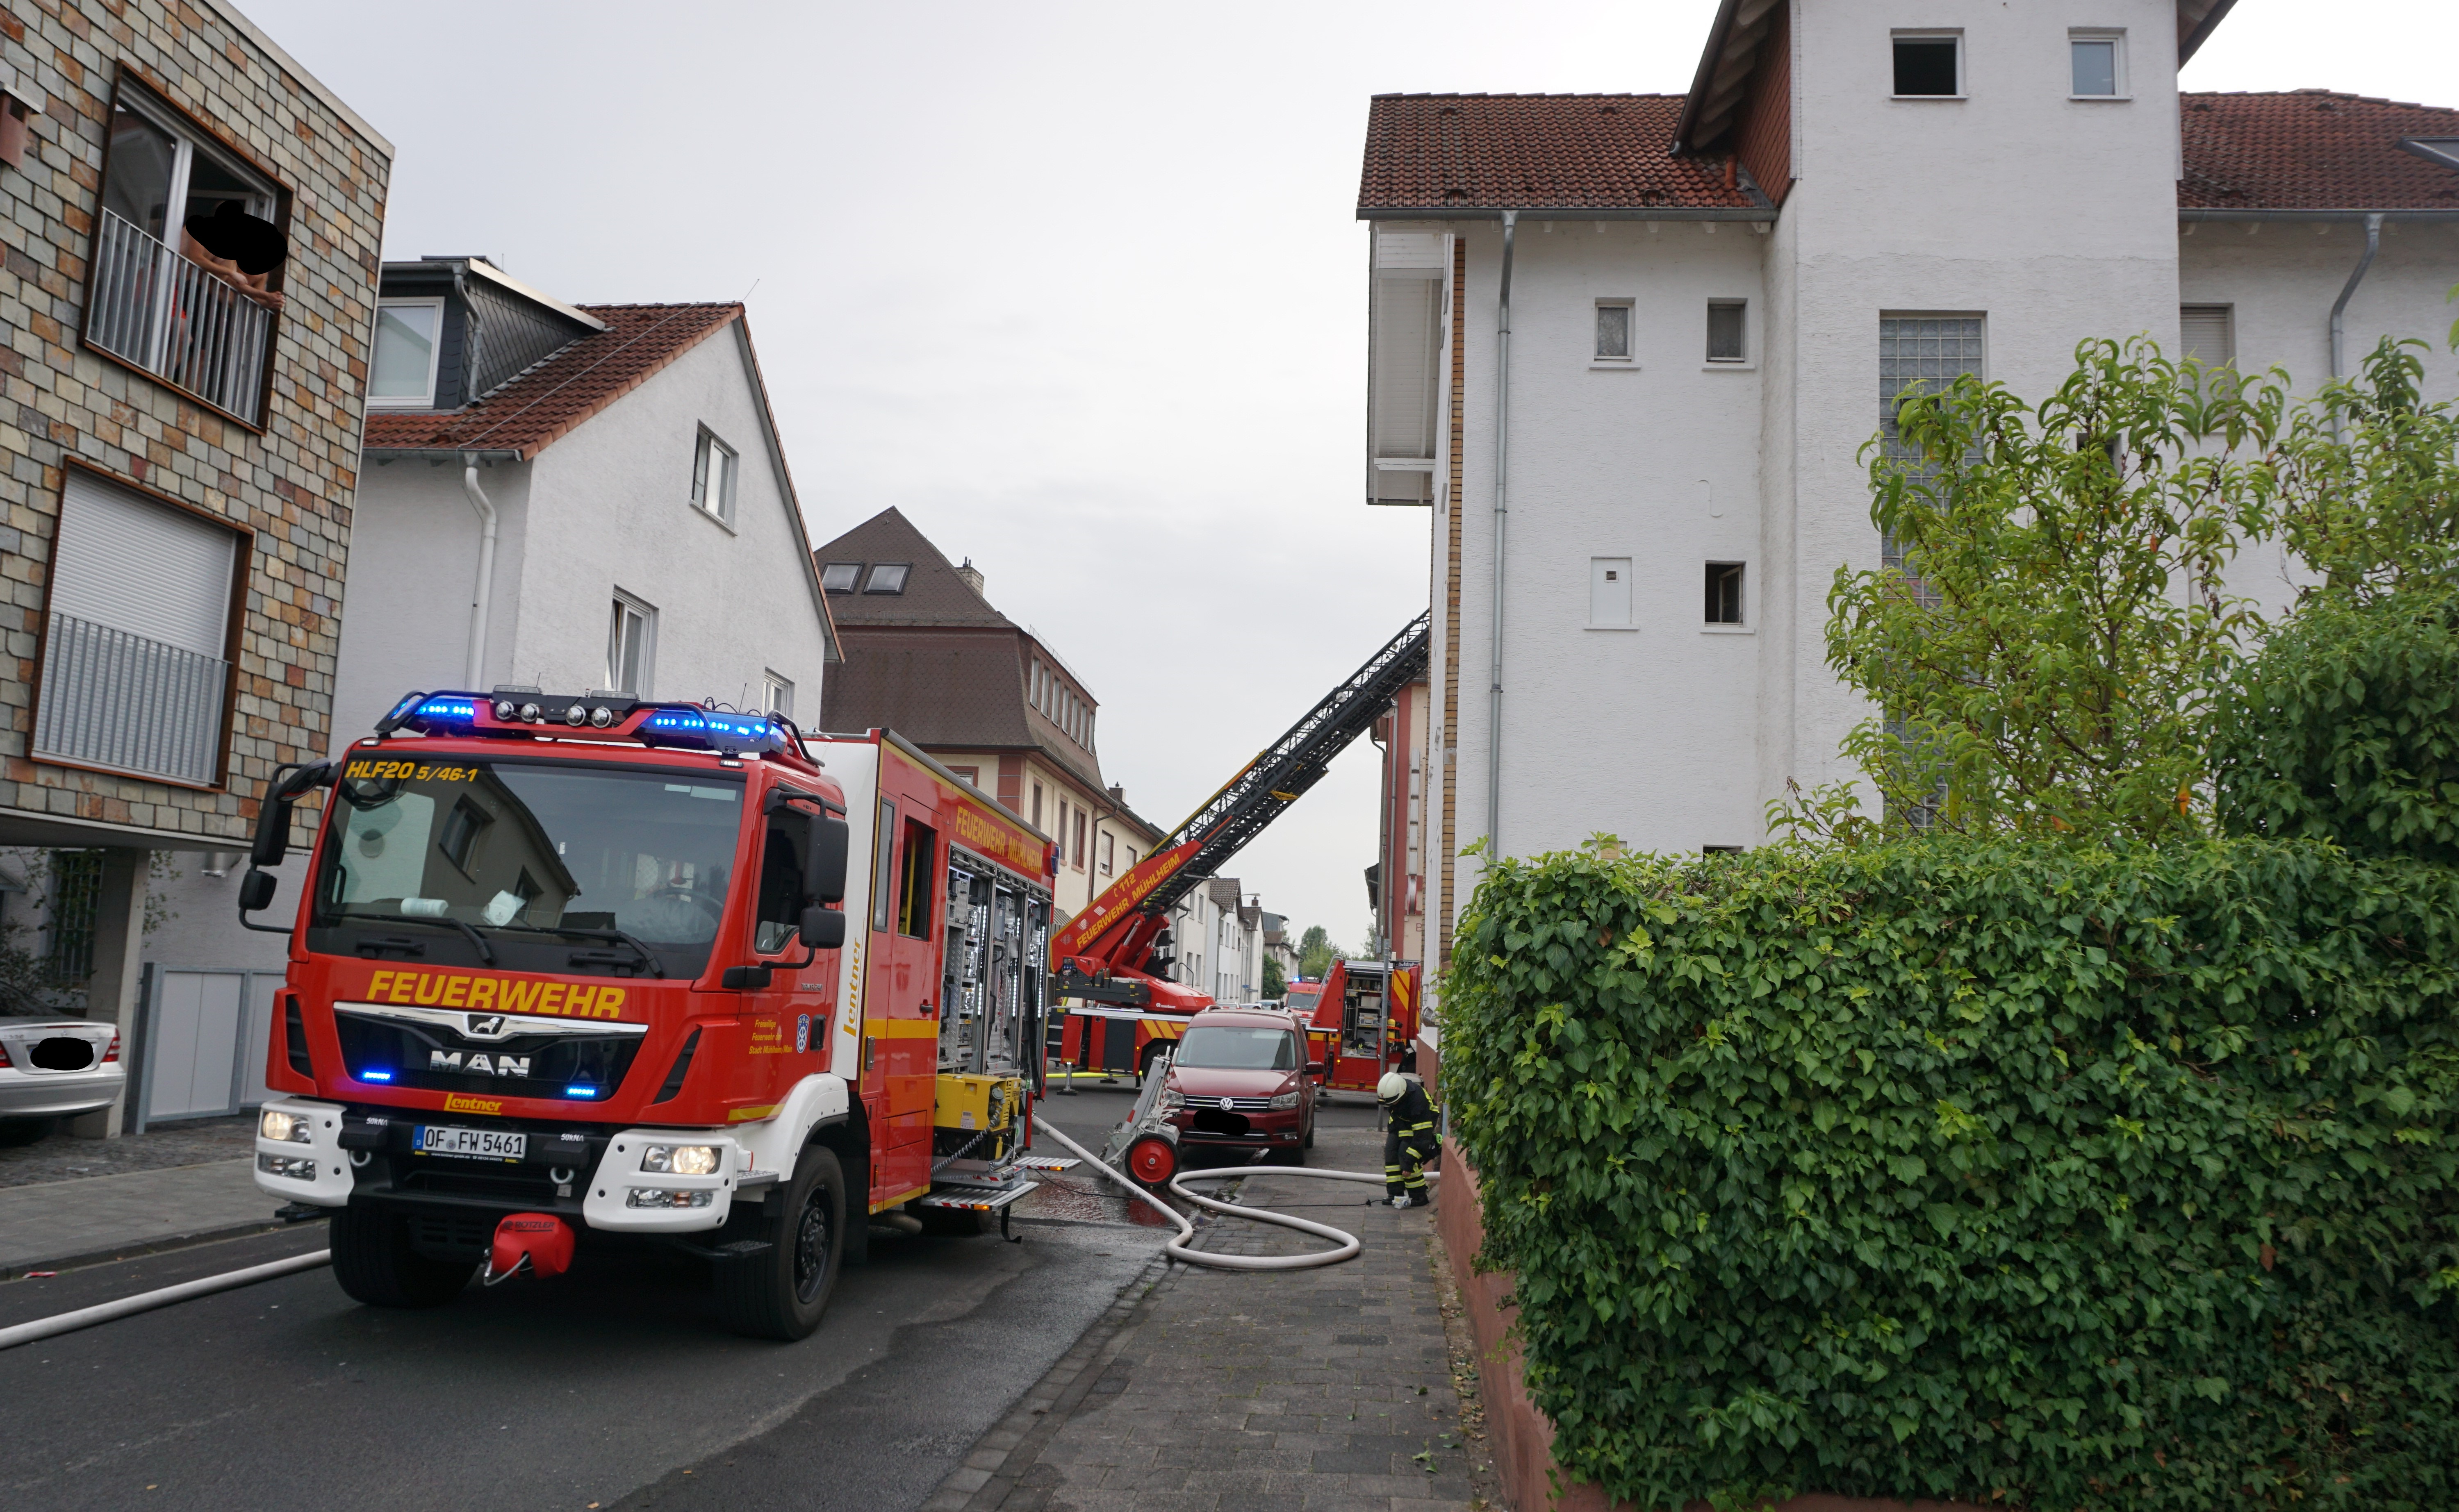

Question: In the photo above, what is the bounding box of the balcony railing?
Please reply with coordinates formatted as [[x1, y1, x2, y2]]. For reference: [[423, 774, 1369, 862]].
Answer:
[[34, 612, 230, 787], [85, 209, 272, 425]]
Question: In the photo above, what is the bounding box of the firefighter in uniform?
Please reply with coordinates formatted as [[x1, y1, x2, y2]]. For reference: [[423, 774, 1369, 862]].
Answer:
[[1377, 1071, 1438, 1207]]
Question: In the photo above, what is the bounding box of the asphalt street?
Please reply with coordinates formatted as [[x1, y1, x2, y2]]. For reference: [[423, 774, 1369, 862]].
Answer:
[[0, 1194, 1165, 1512]]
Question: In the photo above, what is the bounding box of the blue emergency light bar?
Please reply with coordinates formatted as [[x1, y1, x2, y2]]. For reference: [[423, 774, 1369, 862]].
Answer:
[[377, 689, 806, 760], [639, 707, 783, 751]]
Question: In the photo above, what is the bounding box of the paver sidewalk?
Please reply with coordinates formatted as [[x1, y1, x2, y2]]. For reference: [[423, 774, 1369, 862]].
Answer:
[[925, 1125, 1479, 1512], [0, 1157, 295, 1273]]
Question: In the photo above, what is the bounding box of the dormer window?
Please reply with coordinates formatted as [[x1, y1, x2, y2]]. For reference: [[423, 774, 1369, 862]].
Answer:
[[820, 562, 861, 592], [1892, 34, 1962, 98], [369, 299, 443, 408], [864, 564, 911, 594]]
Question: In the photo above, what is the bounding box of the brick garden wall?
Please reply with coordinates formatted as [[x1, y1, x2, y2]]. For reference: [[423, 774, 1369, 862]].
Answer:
[[0, 0, 388, 845]]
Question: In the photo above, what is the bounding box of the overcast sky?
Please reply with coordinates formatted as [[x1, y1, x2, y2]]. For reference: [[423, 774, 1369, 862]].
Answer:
[[245, 0, 2458, 961]]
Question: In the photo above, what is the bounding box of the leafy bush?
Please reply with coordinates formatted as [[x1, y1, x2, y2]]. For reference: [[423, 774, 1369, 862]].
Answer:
[[1444, 837, 2459, 1511], [1824, 337, 2283, 841], [2214, 588, 2459, 866]]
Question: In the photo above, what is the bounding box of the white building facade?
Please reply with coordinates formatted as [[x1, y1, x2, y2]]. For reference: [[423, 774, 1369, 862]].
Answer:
[[1359, 0, 2459, 980]]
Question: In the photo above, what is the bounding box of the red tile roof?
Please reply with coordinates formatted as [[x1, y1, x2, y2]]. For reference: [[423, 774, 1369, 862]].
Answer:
[[1358, 93, 1762, 215], [363, 302, 742, 459], [2181, 91, 2459, 212], [1360, 89, 2459, 219]]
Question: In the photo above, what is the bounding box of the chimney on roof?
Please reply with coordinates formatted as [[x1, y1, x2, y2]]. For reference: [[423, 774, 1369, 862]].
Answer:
[[957, 557, 985, 599], [1108, 784, 1125, 804]]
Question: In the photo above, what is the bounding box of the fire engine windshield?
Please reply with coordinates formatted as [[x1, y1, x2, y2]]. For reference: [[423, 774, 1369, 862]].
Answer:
[[309, 757, 745, 979], [1175, 1025, 1300, 1071]]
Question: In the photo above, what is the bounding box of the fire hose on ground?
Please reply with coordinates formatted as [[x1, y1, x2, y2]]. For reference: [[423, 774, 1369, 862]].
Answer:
[[1029, 1113, 1434, 1272]]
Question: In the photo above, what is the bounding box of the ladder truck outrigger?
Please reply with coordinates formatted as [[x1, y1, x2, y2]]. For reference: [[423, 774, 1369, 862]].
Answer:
[[239, 693, 1071, 1340], [1052, 612, 1430, 1095]]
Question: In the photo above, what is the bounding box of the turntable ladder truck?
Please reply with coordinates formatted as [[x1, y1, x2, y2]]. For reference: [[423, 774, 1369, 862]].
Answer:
[[1052, 611, 1429, 1087]]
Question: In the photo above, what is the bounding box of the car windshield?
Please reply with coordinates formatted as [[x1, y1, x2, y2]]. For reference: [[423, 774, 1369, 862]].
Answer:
[[1175, 1025, 1297, 1071], [311, 756, 743, 976]]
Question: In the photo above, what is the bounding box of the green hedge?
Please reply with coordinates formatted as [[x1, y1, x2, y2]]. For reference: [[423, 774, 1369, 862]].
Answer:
[[1444, 838, 2459, 1510], [2215, 589, 2459, 866]]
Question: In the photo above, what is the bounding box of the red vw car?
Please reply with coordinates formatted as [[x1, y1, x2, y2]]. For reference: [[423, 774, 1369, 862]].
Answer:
[[1159, 1006, 1318, 1164]]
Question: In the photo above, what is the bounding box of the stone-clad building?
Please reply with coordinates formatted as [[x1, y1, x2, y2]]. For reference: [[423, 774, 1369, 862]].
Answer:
[[0, 1, 389, 1130]]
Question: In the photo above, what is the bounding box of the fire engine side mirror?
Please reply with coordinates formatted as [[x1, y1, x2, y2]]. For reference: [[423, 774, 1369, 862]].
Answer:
[[798, 904, 846, 952], [239, 869, 278, 912], [806, 814, 849, 905], [250, 760, 333, 869]]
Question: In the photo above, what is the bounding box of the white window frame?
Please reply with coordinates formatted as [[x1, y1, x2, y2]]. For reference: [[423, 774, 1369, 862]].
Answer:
[[1705, 561, 1752, 633], [607, 590, 658, 699], [762, 670, 794, 719], [1890, 31, 1965, 100], [369, 296, 445, 409], [691, 427, 738, 527], [1592, 298, 1635, 365], [111, 86, 280, 234], [1705, 300, 1749, 365], [2068, 30, 2128, 100]]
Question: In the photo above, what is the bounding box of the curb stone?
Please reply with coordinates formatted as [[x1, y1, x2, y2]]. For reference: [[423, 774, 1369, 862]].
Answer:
[[0, 1213, 324, 1282]]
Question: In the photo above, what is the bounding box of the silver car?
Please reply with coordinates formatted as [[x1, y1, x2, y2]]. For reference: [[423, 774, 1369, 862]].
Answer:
[[0, 1016, 123, 1145]]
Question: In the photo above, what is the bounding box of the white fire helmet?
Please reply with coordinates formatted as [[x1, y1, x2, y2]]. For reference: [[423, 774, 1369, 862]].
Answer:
[[1377, 1072, 1409, 1104]]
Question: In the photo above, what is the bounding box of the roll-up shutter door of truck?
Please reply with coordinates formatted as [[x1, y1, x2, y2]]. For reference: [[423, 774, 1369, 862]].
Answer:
[[52, 470, 237, 655]]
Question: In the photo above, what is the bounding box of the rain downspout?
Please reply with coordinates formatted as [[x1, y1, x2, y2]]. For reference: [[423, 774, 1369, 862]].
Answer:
[[1485, 209, 1518, 857], [2329, 213, 2384, 385], [460, 453, 499, 690]]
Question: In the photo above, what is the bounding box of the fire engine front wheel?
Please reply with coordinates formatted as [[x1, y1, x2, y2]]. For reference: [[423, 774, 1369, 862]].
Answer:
[[715, 1147, 845, 1341], [329, 1203, 476, 1308]]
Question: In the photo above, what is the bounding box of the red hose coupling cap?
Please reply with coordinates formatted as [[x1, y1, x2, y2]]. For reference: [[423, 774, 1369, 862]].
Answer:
[[484, 1212, 576, 1284]]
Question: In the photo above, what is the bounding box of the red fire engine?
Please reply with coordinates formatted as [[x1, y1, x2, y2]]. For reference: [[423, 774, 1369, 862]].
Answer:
[[1052, 614, 1427, 1084], [1300, 958, 1421, 1095], [240, 691, 1061, 1339]]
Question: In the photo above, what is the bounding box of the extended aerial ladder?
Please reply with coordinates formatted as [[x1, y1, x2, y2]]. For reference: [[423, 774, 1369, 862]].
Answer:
[[1050, 611, 1430, 1020]]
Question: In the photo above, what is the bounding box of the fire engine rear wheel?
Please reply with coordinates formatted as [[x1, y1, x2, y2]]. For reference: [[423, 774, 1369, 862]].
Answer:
[[715, 1146, 844, 1341], [329, 1203, 475, 1308]]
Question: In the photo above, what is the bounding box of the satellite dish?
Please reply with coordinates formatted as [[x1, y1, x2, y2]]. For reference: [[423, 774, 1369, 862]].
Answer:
[[183, 200, 287, 276]]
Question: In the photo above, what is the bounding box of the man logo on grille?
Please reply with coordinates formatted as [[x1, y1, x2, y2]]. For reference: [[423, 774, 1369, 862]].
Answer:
[[464, 1015, 509, 1039]]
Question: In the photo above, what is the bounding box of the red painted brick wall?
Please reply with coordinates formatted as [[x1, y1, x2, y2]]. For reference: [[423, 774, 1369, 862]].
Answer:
[[1735, 2, 1793, 205]]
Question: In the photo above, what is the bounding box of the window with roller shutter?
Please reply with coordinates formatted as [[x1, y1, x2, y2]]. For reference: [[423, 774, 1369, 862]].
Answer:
[[34, 468, 244, 787], [2180, 305, 2234, 367]]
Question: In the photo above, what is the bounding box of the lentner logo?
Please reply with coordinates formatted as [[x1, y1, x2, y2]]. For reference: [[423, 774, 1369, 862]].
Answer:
[[443, 1093, 504, 1115]]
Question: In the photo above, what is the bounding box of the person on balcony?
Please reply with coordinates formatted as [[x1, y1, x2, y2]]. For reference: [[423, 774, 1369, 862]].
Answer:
[[179, 200, 286, 312]]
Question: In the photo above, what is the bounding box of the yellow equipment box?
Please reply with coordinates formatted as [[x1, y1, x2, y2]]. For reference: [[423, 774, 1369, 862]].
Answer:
[[934, 1072, 1022, 1134]]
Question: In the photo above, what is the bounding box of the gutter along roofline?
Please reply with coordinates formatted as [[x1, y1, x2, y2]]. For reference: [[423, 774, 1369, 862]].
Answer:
[[1359, 205, 1775, 223], [2181, 209, 2459, 222]]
